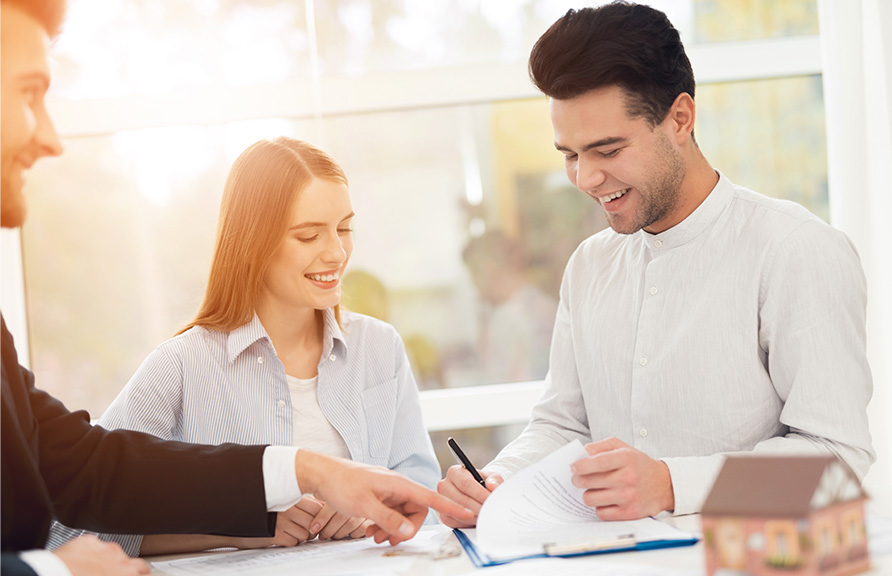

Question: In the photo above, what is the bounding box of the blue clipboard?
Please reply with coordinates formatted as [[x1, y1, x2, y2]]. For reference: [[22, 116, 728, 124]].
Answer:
[[453, 528, 699, 568]]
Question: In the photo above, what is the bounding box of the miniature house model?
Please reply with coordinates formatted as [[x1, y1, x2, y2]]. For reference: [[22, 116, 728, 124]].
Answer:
[[702, 456, 869, 576]]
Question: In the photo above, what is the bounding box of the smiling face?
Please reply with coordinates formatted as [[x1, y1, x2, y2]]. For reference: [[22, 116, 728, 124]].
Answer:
[[258, 178, 354, 315], [551, 85, 686, 235], [0, 4, 64, 228]]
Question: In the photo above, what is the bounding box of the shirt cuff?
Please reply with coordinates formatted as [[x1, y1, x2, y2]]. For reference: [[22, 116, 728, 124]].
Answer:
[[661, 454, 726, 515], [262, 445, 303, 512], [20, 550, 73, 576]]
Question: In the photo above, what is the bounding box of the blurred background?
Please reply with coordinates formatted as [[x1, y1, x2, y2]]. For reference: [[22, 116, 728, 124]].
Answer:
[[0, 0, 857, 477]]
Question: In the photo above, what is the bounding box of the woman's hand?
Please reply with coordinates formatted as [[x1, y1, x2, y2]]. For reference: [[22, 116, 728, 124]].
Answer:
[[265, 495, 369, 545], [307, 501, 371, 540], [226, 496, 322, 549]]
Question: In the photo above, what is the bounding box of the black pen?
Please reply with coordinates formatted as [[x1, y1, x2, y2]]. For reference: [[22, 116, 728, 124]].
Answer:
[[447, 437, 487, 487]]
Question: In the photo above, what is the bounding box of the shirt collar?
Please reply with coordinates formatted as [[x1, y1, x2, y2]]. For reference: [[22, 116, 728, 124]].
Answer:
[[226, 309, 348, 363], [321, 307, 348, 359], [227, 314, 273, 363], [639, 170, 732, 252]]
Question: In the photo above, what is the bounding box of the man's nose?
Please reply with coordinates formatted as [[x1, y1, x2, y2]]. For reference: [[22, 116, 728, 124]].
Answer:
[[575, 155, 607, 192], [35, 105, 64, 158]]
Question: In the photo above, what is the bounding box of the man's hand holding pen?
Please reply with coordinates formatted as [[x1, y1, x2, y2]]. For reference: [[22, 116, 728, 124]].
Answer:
[[437, 466, 503, 528], [437, 437, 504, 528]]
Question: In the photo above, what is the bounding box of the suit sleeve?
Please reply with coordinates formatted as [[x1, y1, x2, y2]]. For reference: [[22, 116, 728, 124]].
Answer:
[[1, 553, 39, 576], [47, 346, 191, 555], [31, 370, 276, 537]]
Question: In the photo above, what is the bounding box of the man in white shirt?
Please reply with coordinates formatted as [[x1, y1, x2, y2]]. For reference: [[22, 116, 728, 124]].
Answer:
[[439, 1, 874, 525], [0, 2, 472, 575]]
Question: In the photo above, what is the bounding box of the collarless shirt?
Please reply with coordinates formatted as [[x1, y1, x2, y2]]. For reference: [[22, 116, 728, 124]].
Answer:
[[487, 172, 874, 515], [48, 308, 438, 555], [286, 374, 350, 459]]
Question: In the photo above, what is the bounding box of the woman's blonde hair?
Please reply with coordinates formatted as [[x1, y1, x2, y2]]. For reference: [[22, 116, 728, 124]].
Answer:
[[179, 137, 347, 335]]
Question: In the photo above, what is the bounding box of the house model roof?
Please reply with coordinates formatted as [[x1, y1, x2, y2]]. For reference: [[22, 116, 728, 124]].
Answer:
[[701, 456, 866, 517]]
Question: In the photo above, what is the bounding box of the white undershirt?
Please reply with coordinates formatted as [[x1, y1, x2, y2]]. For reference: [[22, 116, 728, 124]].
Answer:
[[286, 374, 350, 460]]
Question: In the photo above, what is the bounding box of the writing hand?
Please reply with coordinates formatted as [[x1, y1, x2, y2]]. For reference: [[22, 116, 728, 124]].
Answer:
[[436, 465, 503, 528], [53, 535, 149, 576], [571, 437, 675, 520], [295, 450, 475, 545]]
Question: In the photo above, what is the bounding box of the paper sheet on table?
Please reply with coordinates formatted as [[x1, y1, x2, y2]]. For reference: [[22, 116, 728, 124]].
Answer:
[[476, 556, 699, 576], [476, 440, 693, 561], [151, 525, 449, 576]]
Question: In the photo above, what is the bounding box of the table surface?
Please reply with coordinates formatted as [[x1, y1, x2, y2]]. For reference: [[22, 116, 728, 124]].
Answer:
[[147, 502, 892, 576], [146, 506, 892, 576]]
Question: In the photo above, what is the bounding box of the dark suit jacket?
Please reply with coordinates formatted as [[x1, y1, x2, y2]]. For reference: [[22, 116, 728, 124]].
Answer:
[[1, 315, 276, 573]]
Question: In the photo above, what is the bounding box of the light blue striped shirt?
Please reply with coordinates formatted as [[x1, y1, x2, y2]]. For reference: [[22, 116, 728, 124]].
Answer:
[[48, 308, 440, 555]]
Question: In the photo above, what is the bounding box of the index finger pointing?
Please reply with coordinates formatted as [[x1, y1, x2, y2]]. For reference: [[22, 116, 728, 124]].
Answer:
[[410, 483, 475, 523]]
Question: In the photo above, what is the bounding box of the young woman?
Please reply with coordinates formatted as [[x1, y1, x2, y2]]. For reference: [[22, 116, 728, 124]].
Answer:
[[48, 137, 440, 556]]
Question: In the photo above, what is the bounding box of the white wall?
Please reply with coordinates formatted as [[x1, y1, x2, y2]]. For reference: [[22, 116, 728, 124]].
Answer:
[[819, 0, 892, 494]]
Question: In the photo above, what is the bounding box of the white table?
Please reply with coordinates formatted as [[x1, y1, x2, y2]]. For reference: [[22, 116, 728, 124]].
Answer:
[[148, 508, 892, 576]]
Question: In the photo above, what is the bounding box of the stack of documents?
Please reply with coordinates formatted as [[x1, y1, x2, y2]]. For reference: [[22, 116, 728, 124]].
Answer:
[[455, 440, 698, 567]]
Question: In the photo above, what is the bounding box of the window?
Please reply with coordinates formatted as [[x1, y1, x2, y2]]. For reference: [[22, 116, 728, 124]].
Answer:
[[8, 0, 824, 472]]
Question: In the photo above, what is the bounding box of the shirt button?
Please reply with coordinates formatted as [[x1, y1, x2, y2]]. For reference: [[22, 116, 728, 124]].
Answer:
[[329, 354, 337, 362], [276, 399, 285, 408], [654, 240, 663, 248], [639, 357, 647, 366], [257, 356, 264, 364], [650, 286, 658, 295], [639, 428, 648, 437]]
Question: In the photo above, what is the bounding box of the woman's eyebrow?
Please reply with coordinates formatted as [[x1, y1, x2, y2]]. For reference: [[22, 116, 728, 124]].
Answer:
[[289, 212, 354, 231]]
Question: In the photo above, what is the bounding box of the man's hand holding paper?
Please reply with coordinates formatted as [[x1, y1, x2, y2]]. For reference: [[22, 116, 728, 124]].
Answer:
[[571, 437, 676, 521], [454, 440, 696, 566], [438, 434, 679, 528]]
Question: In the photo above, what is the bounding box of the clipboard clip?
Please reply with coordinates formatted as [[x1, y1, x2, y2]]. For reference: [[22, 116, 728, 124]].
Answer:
[[543, 533, 637, 556]]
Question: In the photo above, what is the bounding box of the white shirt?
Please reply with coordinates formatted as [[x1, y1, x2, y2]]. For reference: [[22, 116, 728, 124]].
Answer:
[[287, 374, 351, 459], [46, 309, 438, 557], [486, 173, 875, 515]]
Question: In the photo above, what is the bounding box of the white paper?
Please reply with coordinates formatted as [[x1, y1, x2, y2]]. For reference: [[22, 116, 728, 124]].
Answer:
[[475, 440, 695, 561], [152, 525, 449, 575], [476, 556, 699, 576]]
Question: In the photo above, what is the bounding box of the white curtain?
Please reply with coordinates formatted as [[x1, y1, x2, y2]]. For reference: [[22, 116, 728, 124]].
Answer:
[[818, 0, 892, 495]]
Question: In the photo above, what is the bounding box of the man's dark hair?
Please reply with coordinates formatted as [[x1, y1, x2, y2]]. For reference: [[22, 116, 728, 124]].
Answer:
[[2, 0, 67, 37], [529, 1, 694, 127]]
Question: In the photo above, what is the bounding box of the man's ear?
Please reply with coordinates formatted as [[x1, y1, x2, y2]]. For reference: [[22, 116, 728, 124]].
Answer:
[[666, 92, 695, 145]]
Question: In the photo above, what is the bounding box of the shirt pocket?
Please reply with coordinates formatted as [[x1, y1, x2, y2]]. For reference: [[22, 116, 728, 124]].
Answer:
[[361, 377, 399, 461]]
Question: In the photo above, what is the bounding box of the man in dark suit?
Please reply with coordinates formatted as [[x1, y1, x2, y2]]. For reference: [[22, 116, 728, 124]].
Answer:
[[0, 1, 471, 574]]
